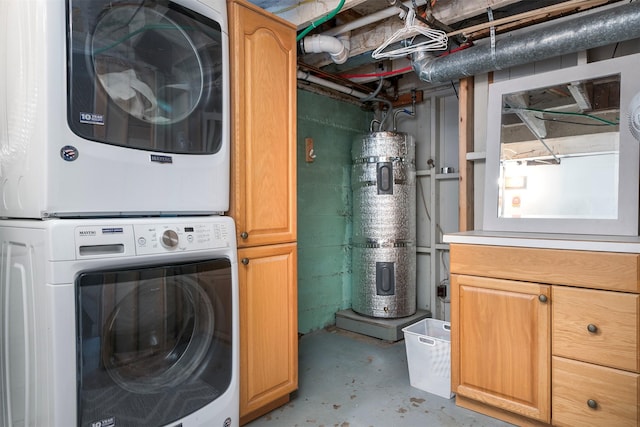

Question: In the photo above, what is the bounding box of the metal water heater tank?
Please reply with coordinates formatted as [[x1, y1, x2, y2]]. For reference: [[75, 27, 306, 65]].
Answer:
[[351, 131, 416, 318]]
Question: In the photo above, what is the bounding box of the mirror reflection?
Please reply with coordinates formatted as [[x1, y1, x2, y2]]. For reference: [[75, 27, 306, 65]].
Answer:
[[498, 74, 621, 220]]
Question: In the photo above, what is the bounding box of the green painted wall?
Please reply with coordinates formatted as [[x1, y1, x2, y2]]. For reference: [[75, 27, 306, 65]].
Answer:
[[297, 90, 372, 333]]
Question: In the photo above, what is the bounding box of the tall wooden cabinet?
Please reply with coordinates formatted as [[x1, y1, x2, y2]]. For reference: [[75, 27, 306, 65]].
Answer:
[[227, 0, 298, 424], [448, 240, 640, 426]]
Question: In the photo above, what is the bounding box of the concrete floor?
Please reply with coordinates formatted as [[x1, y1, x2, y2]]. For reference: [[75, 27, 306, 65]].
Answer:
[[246, 326, 514, 427]]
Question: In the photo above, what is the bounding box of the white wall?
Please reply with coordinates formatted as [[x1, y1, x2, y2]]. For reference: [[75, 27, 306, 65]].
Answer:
[[396, 86, 459, 320]]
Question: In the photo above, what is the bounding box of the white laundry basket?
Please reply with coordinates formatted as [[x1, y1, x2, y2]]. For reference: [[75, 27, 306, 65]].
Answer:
[[402, 318, 453, 399]]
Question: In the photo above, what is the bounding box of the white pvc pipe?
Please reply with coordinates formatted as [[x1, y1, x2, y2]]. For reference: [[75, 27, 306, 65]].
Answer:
[[297, 70, 369, 98], [301, 34, 350, 64], [323, 0, 428, 36]]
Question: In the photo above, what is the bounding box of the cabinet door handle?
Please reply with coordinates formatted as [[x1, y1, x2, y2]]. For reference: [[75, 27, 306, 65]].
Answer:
[[587, 323, 598, 333], [587, 399, 598, 409], [241, 258, 249, 265], [538, 294, 548, 303], [240, 232, 249, 239]]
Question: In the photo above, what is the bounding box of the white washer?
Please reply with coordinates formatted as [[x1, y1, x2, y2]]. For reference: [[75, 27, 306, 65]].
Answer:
[[0, 0, 230, 218], [0, 216, 238, 427]]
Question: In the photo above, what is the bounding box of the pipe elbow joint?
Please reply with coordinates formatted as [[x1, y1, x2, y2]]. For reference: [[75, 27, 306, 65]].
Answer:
[[302, 34, 350, 65], [330, 45, 349, 64], [411, 50, 437, 83]]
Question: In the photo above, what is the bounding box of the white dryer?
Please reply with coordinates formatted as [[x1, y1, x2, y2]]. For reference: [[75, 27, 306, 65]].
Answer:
[[0, 216, 238, 427], [0, 0, 230, 218]]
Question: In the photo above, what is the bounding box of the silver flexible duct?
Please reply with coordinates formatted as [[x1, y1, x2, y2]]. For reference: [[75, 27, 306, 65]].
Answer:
[[412, 2, 640, 83]]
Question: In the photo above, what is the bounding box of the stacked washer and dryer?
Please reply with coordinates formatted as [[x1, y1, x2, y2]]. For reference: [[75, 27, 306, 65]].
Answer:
[[0, 1, 238, 426]]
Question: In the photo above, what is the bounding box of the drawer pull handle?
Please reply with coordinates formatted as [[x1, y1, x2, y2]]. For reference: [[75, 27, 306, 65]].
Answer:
[[241, 258, 250, 265], [587, 324, 598, 333], [587, 399, 598, 409], [240, 232, 249, 239], [538, 294, 548, 303]]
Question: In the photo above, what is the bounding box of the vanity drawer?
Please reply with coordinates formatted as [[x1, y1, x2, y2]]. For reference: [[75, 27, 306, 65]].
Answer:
[[449, 244, 640, 292], [552, 356, 639, 427], [552, 286, 639, 372]]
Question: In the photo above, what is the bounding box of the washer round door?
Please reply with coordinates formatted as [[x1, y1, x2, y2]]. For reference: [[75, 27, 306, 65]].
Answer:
[[76, 259, 233, 427], [68, 0, 225, 154]]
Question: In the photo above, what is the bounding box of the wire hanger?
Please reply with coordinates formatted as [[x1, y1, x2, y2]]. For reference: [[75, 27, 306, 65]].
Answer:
[[372, 7, 448, 60]]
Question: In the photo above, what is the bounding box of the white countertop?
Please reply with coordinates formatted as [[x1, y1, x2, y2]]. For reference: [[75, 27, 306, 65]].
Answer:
[[443, 230, 640, 253]]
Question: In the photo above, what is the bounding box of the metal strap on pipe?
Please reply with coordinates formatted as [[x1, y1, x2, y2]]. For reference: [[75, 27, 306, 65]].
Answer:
[[351, 239, 415, 248], [352, 156, 412, 164], [487, 7, 500, 71], [352, 179, 411, 190]]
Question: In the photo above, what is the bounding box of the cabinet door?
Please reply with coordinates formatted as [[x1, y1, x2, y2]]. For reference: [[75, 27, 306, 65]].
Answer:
[[228, 0, 297, 248], [451, 274, 551, 422], [238, 243, 298, 421]]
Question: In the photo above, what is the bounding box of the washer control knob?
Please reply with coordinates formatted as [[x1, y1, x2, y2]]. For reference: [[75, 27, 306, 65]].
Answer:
[[161, 229, 179, 249]]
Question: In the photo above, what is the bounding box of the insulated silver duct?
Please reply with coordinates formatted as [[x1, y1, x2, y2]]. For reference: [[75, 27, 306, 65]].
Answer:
[[412, 2, 640, 83]]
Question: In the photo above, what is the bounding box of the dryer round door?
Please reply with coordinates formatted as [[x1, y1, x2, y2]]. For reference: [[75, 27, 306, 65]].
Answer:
[[68, 0, 226, 154], [91, 6, 205, 125], [76, 258, 234, 427]]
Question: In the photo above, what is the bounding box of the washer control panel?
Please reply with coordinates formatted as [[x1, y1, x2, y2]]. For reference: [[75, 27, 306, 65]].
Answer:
[[134, 222, 232, 255], [73, 218, 235, 259]]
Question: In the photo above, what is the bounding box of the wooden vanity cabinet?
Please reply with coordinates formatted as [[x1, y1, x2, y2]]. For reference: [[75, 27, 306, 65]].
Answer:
[[450, 243, 640, 427], [227, 0, 298, 424]]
